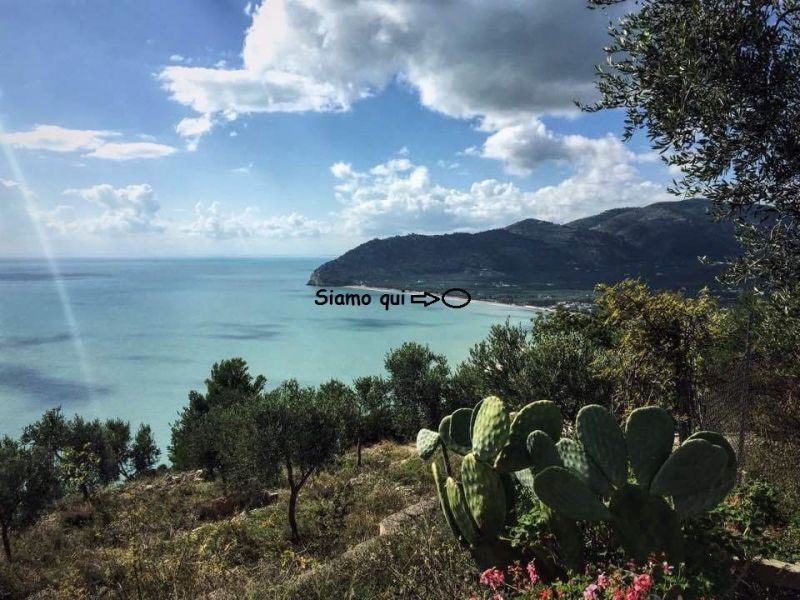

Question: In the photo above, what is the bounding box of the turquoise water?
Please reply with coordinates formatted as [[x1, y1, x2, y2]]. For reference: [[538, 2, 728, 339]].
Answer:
[[0, 258, 539, 449]]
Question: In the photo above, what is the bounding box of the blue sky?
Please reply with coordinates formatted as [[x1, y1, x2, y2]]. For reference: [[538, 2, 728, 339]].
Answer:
[[0, 0, 675, 257]]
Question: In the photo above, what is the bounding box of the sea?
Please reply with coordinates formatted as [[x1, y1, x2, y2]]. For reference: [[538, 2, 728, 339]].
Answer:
[[0, 258, 540, 450]]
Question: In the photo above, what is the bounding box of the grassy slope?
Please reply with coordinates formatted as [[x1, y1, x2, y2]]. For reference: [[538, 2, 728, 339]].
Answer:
[[0, 442, 477, 600]]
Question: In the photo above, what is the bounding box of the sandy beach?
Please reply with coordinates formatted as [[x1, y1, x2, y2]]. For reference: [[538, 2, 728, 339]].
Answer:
[[343, 284, 553, 312]]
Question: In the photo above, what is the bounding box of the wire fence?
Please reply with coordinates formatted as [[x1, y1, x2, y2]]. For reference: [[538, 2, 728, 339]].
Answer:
[[701, 314, 800, 504]]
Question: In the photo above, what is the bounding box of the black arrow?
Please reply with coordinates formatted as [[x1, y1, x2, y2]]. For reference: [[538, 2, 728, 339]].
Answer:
[[410, 291, 440, 307]]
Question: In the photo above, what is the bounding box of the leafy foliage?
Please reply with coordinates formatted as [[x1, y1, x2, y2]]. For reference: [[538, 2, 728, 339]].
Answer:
[[384, 342, 451, 437], [587, 0, 800, 294], [0, 437, 59, 561]]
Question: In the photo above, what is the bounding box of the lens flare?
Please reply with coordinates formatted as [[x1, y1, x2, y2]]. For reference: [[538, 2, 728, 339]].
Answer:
[[0, 119, 98, 411]]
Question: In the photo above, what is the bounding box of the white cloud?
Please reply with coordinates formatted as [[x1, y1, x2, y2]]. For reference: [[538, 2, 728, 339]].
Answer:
[[185, 202, 328, 239], [479, 119, 640, 176], [169, 54, 185, 63], [231, 162, 253, 174], [1, 124, 115, 153], [62, 184, 164, 233], [1, 124, 176, 161], [1, 178, 18, 188], [159, 1, 624, 150], [85, 142, 177, 161], [331, 152, 671, 235], [175, 114, 213, 151]]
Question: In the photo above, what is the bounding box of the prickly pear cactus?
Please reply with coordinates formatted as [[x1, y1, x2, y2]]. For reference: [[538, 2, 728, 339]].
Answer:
[[526, 430, 561, 473], [448, 407, 473, 455], [531, 403, 737, 568], [576, 405, 628, 486], [672, 431, 737, 516], [533, 466, 612, 522], [495, 400, 561, 472], [431, 462, 464, 547], [556, 438, 612, 497], [419, 399, 737, 573], [416, 428, 440, 460], [446, 477, 481, 546], [609, 484, 684, 563], [625, 406, 675, 489], [461, 453, 507, 538], [471, 396, 510, 463], [650, 439, 728, 497]]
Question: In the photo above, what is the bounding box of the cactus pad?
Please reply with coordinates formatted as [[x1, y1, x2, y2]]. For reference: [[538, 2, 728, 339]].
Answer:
[[548, 512, 583, 572], [609, 484, 684, 563], [533, 466, 612, 522], [437, 416, 452, 450], [513, 468, 536, 494], [471, 396, 510, 464], [527, 430, 562, 473], [650, 439, 728, 497], [625, 406, 674, 489], [416, 428, 440, 460], [431, 462, 464, 546], [461, 453, 507, 538], [493, 444, 533, 473], [448, 407, 473, 454], [446, 477, 481, 546], [557, 438, 612, 497], [576, 405, 628, 487], [673, 431, 737, 517], [511, 400, 563, 443]]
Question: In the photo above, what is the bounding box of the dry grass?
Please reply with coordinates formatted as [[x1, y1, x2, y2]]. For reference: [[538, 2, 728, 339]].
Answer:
[[0, 442, 449, 600]]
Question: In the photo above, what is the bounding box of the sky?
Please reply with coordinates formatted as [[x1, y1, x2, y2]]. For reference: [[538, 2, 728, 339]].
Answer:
[[0, 0, 677, 258]]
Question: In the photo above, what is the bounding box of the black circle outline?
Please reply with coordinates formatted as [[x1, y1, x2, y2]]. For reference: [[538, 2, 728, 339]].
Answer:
[[442, 288, 471, 309]]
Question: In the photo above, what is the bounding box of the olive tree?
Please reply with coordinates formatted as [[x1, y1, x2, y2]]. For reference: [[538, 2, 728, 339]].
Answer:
[[249, 381, 341, 542], [0, 438, 59, 562], [587, 0, 800, 295]]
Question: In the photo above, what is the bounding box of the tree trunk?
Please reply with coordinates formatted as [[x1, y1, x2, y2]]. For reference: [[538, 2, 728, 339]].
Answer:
[[356, 439, 362, 467], [736, 311, 754, 483], [1, 522, 11, 563], [288, 486, 300, 543]]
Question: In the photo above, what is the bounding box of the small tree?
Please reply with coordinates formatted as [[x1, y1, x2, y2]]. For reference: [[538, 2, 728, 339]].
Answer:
[[169, 358, 265, 478], [130, 424, 160, 476], [250, 381, 341, 542], [352, 376, 393, 466], [461, 321, 531, 408], [595, 279, 720, 439], [523, 329, 611, 422], [0, 437, 59, 562], [23, 409, 158, 497], [385, 342, 450, 437]]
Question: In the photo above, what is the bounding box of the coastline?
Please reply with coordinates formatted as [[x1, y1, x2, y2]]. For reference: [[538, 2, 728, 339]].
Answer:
[[342, 284, 554, 313]]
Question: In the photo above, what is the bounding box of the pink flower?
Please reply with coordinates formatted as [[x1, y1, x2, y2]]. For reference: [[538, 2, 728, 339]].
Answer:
[[527, 560, 539, 584], [612, 588, 625, 600], [624, 589, 637, 600], [662, 561, 674, 575], [480, 567, 505, 590], [596, 572, 608, 588], [584, 583, 599, 600], [633, 573, 652, 594], [539, 590, 553, 599]]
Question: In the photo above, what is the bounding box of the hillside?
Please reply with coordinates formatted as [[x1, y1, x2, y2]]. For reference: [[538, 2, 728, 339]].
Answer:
[[308, 199, 740, 305], [0, 443, 464, 600]]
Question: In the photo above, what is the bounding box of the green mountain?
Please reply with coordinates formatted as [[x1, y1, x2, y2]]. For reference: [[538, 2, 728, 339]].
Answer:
[[308, 199, 741, 305]]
